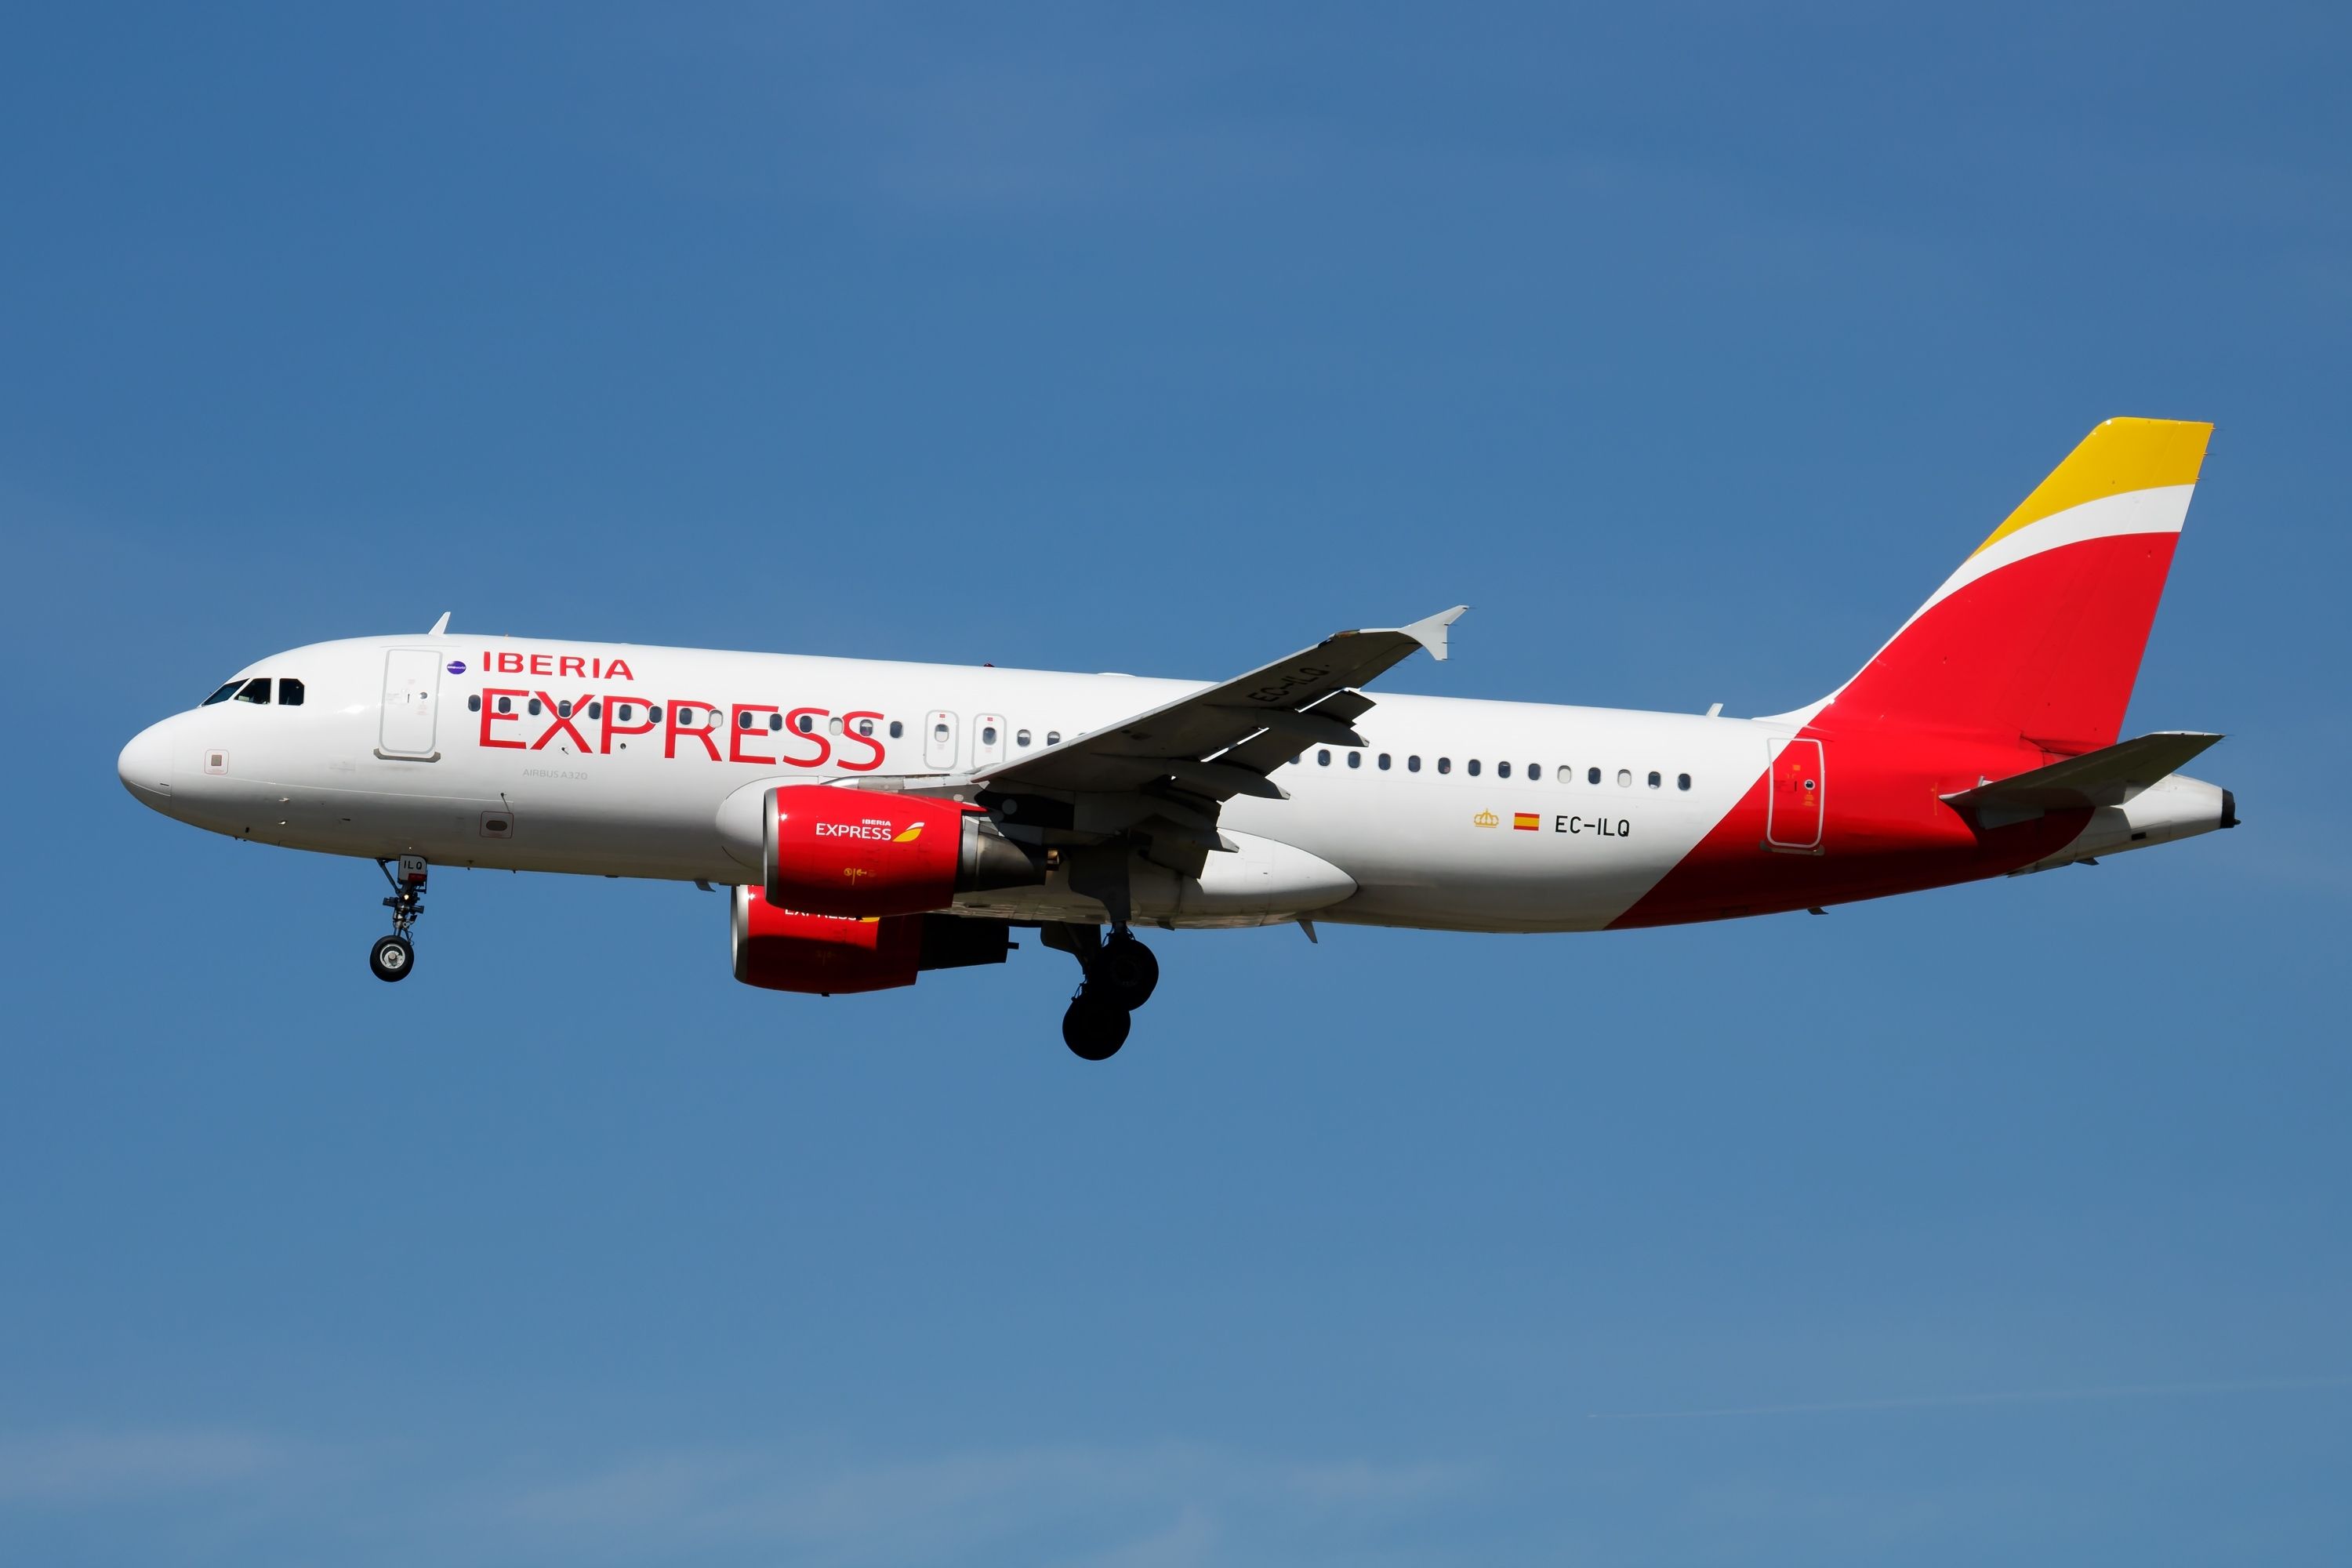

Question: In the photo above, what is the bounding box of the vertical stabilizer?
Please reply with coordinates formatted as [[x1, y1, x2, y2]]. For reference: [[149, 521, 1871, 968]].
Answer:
[[1818, 418, 2211, 753]]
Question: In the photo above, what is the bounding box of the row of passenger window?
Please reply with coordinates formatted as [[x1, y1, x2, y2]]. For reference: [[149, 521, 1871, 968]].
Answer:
[[959, 723, 1062, 749], [1304, 749, 1692, 791], [201, 677, 305, 707], [466, 695, 905, 737], [463, 701, 1071, 753]]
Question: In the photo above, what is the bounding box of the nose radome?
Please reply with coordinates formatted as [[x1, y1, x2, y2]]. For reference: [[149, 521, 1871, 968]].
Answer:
[[118, 721, 176, 805]]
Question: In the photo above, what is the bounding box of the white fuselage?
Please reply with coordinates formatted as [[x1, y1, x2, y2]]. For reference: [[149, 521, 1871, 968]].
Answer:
[[118, 634, 1780, 934]]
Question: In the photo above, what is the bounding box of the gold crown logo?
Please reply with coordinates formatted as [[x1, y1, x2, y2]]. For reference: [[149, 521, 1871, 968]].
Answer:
[[1473, 809, 1500, 829]]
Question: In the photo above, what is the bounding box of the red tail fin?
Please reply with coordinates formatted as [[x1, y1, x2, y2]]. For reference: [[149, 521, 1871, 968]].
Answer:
[[1817, 418, 2211, 753]]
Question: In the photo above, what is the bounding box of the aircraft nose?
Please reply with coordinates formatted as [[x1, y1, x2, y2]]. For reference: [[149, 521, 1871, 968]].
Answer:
[[118, 720, 176, 806]]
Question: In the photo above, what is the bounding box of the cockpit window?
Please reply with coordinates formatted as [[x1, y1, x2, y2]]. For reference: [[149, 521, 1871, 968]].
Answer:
[[234, 677, 272, 705], [278, 678, 305, 706], [201, 681, 242, 706]]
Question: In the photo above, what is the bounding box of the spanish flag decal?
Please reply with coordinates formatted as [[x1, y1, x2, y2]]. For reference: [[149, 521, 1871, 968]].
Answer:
[[892, 822, 924, 843], [1513, 812, 1541, 831]]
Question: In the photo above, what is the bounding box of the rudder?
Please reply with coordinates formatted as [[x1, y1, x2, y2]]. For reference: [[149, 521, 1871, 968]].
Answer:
[[1818, 418, 2211, 754]]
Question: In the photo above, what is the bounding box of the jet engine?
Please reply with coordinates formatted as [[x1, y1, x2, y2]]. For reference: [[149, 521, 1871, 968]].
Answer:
[[731, 886, 1013, 994], [764, 785, 1042, 917]]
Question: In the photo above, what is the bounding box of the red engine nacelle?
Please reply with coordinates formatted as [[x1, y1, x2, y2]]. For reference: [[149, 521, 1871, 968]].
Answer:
[[732, 891, 923, 993], [764, 784, 1041, 918], [730, 886, 1015, 995]]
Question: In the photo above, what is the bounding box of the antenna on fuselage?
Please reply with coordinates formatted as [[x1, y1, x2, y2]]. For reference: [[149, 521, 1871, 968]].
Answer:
[[428, 611, 451, 635]]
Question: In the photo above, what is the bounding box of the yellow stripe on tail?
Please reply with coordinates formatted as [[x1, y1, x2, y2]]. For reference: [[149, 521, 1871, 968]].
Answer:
[[1970, 417, 2212, 558]]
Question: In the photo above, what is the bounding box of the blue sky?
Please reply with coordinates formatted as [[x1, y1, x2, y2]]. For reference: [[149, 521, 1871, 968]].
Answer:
[[4, 4, 2348, 1563]]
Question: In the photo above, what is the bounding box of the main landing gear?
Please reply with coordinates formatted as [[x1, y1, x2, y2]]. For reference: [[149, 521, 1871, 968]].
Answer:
[[1049, 925, 1160, 1061], [370, 855, 428, 982]]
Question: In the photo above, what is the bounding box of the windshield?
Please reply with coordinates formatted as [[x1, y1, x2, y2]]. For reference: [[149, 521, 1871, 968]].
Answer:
[[201, 680, 242, 706]]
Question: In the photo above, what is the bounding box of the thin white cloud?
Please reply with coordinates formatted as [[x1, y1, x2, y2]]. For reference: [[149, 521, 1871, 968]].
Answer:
[[0, 1428, 289, 1504], [1588, 1373, 2352, 1420], [503, 1439, 1474, 1560]]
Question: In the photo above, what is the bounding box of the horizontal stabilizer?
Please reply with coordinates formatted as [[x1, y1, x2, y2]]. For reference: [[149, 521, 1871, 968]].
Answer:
[[1942, 731, 2223, 825]]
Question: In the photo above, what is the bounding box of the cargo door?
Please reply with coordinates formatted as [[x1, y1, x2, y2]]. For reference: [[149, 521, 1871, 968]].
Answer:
[[379, 648, 443, 758], [1766, 736, 1823, 850]]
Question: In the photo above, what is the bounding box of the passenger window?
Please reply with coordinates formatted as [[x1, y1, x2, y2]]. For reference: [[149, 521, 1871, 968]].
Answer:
[[558, 699, 573, 718], [648, 706, 663, 724], [768, 713, 783, 731], [201, 680, 242, 706], [1556, 765, 1572, 784], [1526, 763, 1538, 779], [890, 720, 905, 739], [235, 677, 271, 704], [1408, 755, 1421, 773], [1617, 768, 1632, 787], [1047, 730, 1061, 746], [528, 699, 543, 717], [1377, 753, 1391, 770], [1347, 750, 1361, 768], [1317, 750, 1331, 766], [797, 714, 816, 734], [829, 716, 844, 735], [1497, 761, 1511, 779], [1438, 757, 1452, 775], [467, 695, 482, 713], [738, 710, 757, 730], [615, 704, 632, 722], [588, 702, 602, 720], [1016, 728, 1031, 747], [1588, 767, 1601, 785], [278, 678, 305, 706], [931, 721, 949, 742], [1647, 771, 1661, 789], [861, 719, 877, 737], [496, 696, 513, 715], [1678, 772, 1692, 791], [1468, 759, 1482, 777], [982, 724, 998, 746]]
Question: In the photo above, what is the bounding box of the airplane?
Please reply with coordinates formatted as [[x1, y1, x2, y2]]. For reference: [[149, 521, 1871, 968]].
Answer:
[[118, 418, 2235, 1059]]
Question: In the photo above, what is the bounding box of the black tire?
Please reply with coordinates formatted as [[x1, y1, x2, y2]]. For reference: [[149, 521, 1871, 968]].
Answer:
[[1087, 934, 1159, 1010], [369, 934, 415, 982], [1062, 992, 1131, 1060]]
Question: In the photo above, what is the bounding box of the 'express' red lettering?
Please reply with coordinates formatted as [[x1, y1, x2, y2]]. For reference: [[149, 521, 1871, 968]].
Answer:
[[532, 692, 593, 752], [666, 699, 721, 760], [600, 696, 655, 753], [781, 708, 830, 768], [730, 705, 780, 765], [837, 710, 886, 771], [481, 688, 528, 749]]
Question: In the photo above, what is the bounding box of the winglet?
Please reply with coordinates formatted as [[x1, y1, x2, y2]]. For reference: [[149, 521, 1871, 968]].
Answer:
[[428, 611, 452, 636], [1396, 604, 1468, 662]]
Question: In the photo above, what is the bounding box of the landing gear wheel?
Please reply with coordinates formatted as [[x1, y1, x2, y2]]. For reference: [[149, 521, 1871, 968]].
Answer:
[[369, 933, 415, 982], [1062, 992, 1131, 1060], [1087, 933, 1160, 1011]]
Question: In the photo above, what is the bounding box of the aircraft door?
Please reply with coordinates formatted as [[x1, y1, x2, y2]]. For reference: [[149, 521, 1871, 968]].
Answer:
[[379, 648, 443, 758], [972, 713, 1006, 770], [923, 710, 958, 771], [1765, 736, 1824, 850]]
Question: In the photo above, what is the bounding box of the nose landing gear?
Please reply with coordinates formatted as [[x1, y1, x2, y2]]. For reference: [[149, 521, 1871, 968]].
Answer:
[[370, 855, 428, 982], [1047, 924, 1159, 1060]]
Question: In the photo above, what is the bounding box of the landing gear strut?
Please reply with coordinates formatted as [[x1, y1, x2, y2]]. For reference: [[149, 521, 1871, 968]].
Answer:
[[370, 855, 427, 982], [1047, 923, 1158, 1061]]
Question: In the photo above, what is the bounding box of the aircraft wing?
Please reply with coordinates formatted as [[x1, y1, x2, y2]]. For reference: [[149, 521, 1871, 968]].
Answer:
[[972, 605, 1466, 804], [1942, 731, 2223, 819]]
